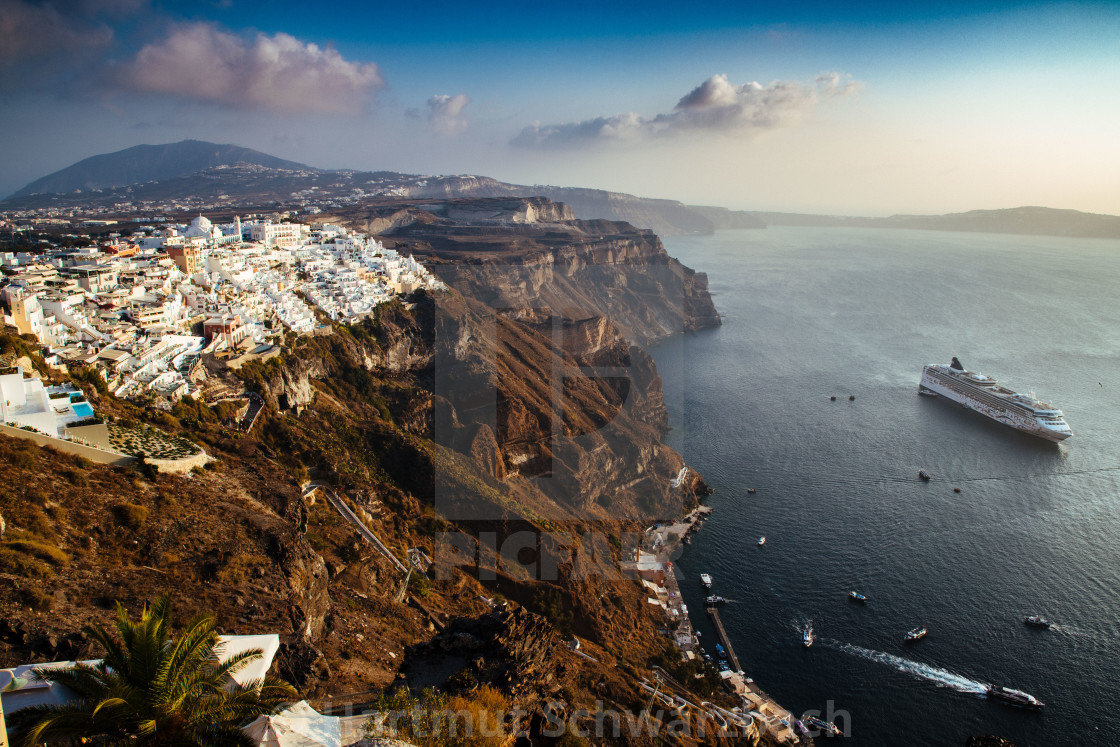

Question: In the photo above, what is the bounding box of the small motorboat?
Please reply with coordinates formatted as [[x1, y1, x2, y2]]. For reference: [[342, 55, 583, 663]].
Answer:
[[830, 395, 837, 401], [758, 536, 766, 546], [802, 623, 815, 648], [904, 626, 928, 642], [700, 573, 713, 589], [849, 395, 855, 401], [804, 715, 843, 737], [849, 591, 867, 603], [1024, 615, 1053, 629], [715, 643, 727, 659], [705, 595, 728, 606], [918, 469, 931, 481], [747, 487, 757, 494], [717, 660, 731, 672]]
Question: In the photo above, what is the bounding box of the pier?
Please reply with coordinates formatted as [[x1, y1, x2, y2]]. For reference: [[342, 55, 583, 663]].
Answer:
[[706, 607, 743, 673]]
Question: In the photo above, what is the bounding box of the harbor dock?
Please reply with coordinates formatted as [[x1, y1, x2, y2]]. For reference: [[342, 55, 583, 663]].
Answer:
[[628, 501, 802, 745], [706, 606, 743, 673]]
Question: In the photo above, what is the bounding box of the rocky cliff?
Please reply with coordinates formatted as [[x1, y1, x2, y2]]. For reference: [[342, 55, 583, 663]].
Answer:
[[325, 197, 721, 346], [395, 174, 716, 236]]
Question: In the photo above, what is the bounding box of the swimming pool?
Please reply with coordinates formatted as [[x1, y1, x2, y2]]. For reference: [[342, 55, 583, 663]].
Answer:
[[71, 402, 94, 419]]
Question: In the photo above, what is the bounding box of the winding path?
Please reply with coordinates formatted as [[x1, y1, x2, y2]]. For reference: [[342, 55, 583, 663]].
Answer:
[[303, 482, 408, 573]]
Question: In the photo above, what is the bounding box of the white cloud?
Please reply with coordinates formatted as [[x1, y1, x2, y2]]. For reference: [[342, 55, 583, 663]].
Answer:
[[513, 73, 862, 147], [425, 93, 471, 135], [118, 23, 384, 114]]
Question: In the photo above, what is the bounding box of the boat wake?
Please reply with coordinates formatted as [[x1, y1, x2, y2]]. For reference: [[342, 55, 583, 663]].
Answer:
[[826, 641, 988, 695]]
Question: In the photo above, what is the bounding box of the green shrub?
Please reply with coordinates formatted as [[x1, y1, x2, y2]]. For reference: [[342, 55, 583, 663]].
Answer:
[[20, 586, 53, 611], [112, 503, 149, 530], [10, 449, 37, 470], [3, 539, 70, 565], [61, 468, 88, 487], [0, 547, 53, 578]]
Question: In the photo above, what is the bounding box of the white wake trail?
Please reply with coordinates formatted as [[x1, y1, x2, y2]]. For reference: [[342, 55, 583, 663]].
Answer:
[[828, 641, 989, 695]]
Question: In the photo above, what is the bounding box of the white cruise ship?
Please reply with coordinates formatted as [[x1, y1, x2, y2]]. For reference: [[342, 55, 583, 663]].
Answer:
[[919, 357, 1072, 442]]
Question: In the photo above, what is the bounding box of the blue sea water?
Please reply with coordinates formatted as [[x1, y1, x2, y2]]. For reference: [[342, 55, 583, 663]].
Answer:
[[652, 227, 1120, 746]]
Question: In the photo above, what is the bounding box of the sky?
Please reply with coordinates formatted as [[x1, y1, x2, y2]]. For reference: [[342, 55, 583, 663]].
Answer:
[[1, 0, 1118, 215]]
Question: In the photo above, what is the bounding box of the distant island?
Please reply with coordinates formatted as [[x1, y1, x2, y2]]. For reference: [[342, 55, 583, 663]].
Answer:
[[5, 139, 1120, 241], [742, 206, 1120, 240]]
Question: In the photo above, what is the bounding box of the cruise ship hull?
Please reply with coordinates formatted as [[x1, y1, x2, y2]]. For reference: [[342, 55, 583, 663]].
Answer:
[[920, 364, 1072, 443]]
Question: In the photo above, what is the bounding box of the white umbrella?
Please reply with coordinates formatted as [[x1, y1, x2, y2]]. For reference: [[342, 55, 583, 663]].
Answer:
[[243, 701, 341, 747]]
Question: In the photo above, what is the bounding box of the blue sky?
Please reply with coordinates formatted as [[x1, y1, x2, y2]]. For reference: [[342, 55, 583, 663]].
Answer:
[[1, 1, 1117, 214]]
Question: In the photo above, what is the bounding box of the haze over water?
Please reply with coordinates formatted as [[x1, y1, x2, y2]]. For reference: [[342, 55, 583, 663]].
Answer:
[[652, 227, 1120, 746]]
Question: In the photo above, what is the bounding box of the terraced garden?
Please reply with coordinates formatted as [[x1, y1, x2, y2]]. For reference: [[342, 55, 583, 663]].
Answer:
[[107, 423, 202, 459]]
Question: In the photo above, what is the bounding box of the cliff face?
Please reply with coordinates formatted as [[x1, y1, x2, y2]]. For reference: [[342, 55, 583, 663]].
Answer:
[[404, 174, 715, 237], [433, 293, 691, 521], [420, 228, 720, 346], [327, 197, 720, 346]]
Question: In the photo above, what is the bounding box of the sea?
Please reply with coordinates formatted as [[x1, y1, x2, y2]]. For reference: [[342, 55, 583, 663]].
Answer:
[[651, 226, 1120, 747]]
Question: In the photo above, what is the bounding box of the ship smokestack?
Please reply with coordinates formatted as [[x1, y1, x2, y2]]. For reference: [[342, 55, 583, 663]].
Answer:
[[950, 357, 964, 371]]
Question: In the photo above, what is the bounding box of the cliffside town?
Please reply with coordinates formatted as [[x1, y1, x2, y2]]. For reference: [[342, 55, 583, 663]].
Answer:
[[1, 214, 442, 415], [0, 195, 800, 745]]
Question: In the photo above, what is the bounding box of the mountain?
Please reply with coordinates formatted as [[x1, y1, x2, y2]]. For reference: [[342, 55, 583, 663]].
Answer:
[[4, 141, 729, 236], [9, 140, 1120, 240], [9, 140, 314, 199]]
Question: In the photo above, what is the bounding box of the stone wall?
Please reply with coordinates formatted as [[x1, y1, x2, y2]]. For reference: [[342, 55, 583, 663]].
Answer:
[[68, 423, 111, 450], [146, 450, 210, 474], [0, 423, 135, 466]]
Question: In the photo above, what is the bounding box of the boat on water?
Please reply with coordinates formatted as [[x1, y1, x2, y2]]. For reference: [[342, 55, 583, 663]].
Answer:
[[715, 643, 726, 659], [802, 623, 815, 648], [919, 357, 1072, 442], [700, 573, 713, 589], [804, 715, 843, 737], [987, 685, 1044, 710], [904, 626, 928, 642], [918, 469, 931, 481], [705, 595, 728, 606], [1024, 615, 1053, 629], [758, 536, 766, 546], [849, 591, 867, 603]]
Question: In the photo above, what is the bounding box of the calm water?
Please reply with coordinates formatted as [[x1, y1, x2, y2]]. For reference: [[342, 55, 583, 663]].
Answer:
[[653, 227, 1120, 746]]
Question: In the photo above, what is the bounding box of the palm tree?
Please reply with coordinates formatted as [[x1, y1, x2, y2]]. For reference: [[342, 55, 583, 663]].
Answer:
[[9, 594, 296, 746]]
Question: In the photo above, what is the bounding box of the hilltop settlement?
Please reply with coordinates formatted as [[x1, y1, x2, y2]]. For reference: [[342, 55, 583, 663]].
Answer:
[[2, 214, 443, 414]]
